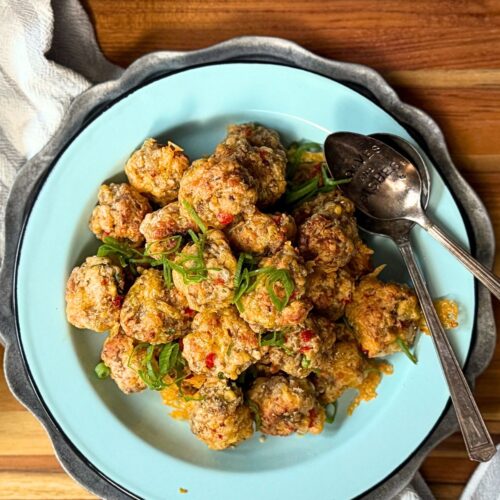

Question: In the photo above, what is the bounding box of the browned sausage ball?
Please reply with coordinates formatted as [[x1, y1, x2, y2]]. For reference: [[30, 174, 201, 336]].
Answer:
[[101, 324, 146, 394], [295, 190, 359, 269], [214, 123, 287, 207], [120, 269, 192, 344], [178, 156, 257, 229], [247, 375, 325, 436], [224, 210, 296, 256], [239, 242, 311, 333], [189, 379, 254, 450], [125, 138, 189, 206], [89, 183, 151, 246], [345, 268, 421, 357], [182, 307, 261, 380], [65, 256, 125, 332], [172, 230, 237, 312], [139, 202, 197, 258], [258, 315, 337, 378], [305, 265, 355, 320]]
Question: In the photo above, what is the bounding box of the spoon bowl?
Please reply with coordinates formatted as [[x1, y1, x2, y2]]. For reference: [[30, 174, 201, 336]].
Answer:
[[357, 133, 430, 242]]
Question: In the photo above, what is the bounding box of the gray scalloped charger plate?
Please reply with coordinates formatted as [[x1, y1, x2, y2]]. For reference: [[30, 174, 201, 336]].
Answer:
[[0, 37, 496, 499]]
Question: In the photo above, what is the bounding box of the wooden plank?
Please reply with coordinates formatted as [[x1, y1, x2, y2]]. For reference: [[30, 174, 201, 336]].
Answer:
[[0, 472, 96, 500], [83, 0, 500, 70]]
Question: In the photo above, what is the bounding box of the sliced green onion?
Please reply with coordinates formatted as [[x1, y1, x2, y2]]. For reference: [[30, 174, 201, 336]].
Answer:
[[264, 268, 295, 312], [287, 141, 323, 177], [259, 331, 286, 348], [182, 200, 207, 234], [396, 337, 418, 364], [94, 362, 110, 379], [128, 341, 186, 391], [301, 356, 311, 369], [325, 401, 338, 424]]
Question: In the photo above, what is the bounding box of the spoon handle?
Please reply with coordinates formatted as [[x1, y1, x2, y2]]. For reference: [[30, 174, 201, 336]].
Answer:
[[421, 218, 500, 300], [397, 238, 496, 462]]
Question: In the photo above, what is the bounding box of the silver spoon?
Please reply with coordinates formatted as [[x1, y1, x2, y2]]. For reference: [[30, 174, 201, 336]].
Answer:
[[324, 132, 495, 462], [324, 132, 500, 300]]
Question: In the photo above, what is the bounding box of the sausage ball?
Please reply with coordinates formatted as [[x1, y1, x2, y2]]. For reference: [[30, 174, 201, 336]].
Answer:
[[100, 325, 146, 394], [182, 307, 261, 380], [305, 265, 355, 320], [65, 256, 125, 332], [139, 202, 197, 259], [225, 210, 296, 256], [312, 338, 368, 404], [189, 379, 254, 450], [89, 183, 151, 246], [247, 375, 325, 436], [214, 123, 287, 207], [124, 138, 189, 206], [120, 269, 191, 344], [345, 268, 421, 357], [172, 230, 237, 312], [295, 190, 359, 269], [259, 315, 337, 378], [178, 156, 257, 229], [239, 242, 311, 333]]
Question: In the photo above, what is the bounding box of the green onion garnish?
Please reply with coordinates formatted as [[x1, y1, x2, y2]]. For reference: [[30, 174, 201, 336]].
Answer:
[[182, 200, 207, 234], [97, 236, 144, 269], [94, 362, 110, 379], [263, 268, 295, 312], [301, 356, 311, 369], [396, 337, 418, 364], [284, 164, 351, 208], [259, 330, 286, 348], [287, 141, 323, 177], [128, 341, 186, 391], [325, 401, 338, 424]]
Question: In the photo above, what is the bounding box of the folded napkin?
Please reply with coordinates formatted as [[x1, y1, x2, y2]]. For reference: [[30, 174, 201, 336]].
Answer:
[[0, 1, 496, 499]]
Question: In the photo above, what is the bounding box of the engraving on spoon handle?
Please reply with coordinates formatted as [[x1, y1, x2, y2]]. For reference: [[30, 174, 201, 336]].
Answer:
[[397, 239, 496, 462], [423, 219, 500, 300]]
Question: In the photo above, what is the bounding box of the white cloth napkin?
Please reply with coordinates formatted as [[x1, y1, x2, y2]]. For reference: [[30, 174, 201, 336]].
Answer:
[[0, 0, 122, 264], [1, 1, 498, 498]]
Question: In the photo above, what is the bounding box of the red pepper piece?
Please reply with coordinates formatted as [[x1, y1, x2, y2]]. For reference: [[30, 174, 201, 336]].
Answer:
[[205, 352, 216, 369], [217, 212, 234, 225], [300, 329, 314, 343]]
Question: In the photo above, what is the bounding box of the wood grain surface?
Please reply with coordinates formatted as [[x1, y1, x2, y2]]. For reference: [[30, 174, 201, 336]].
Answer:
[[1, 1, 499, 498]]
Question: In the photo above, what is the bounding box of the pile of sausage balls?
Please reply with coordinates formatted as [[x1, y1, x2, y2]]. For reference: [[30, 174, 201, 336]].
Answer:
[[66, 123, 424, 450]]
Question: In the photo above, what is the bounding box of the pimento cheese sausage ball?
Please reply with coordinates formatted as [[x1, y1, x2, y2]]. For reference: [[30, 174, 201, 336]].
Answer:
[[120, 269, 191, 344], [125, 138, 189, 206], [182, 307, 261, 380], [345, 269, 421, 358], [65, 256, 125, 332], [178, 156, 257, 230], [225, 210, 296, 256], [247, 375, 325, 436], [172, 230, 237, 312], [239, 242, 311, 333], [89, 183, 151, 246], [189, 379, 254, 450]]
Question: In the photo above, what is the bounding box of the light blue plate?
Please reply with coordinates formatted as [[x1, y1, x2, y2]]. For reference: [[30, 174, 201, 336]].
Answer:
[[16, 63, 474, 499]]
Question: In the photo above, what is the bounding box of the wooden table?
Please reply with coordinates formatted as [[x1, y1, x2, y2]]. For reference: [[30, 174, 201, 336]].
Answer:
[[1, 1, 499, 498]]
